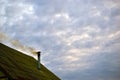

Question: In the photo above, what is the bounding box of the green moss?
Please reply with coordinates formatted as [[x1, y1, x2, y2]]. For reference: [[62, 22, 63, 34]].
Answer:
[[0, 43, 60, 80]]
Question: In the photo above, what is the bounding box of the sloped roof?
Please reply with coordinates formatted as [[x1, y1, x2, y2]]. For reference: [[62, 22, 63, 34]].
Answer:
[[0, 43, 60, 80]]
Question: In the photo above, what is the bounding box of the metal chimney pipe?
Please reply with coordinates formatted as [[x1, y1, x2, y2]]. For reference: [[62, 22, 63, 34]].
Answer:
[[37, 51, 41, 70]]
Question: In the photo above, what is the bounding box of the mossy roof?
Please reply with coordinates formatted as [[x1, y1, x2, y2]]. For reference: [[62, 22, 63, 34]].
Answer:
[[0, 43, 60, 80]]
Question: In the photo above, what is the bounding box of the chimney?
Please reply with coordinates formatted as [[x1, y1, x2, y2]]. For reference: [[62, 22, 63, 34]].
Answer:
[[37, 51, 41, 70]]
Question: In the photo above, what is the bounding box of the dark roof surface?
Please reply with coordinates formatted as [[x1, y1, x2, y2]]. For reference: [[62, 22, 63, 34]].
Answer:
[[0, 43, 60, 80]]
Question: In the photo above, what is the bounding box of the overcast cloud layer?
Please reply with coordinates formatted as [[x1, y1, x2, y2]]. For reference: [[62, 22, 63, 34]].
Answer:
[[0, 0, 120, 80]]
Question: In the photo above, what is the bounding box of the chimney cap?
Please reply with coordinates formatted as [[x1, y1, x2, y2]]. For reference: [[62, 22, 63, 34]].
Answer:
[[37, 51, 41, 54]]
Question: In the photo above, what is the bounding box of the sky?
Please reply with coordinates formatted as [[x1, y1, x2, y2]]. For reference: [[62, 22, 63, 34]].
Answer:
[[0, 0, 120, 80]]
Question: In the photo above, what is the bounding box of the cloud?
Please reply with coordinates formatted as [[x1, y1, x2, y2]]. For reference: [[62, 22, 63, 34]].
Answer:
[[0, 0, 120, 80]]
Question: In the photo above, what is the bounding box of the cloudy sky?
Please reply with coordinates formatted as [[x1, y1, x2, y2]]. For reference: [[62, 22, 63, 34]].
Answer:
[[0, 0, 120, 80]]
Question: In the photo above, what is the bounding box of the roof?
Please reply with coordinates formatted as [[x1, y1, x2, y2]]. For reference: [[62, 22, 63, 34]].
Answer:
[[0, 43, 60, 80]]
